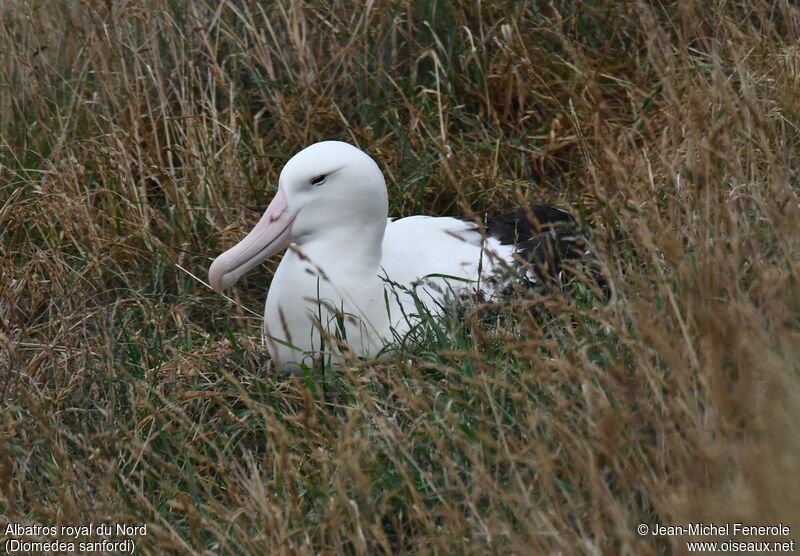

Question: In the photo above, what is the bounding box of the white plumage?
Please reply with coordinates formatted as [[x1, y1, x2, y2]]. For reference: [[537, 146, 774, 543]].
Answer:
[[209, 141, 578, 370]]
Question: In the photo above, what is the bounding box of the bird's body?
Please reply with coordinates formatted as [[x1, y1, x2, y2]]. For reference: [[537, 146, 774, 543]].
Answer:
[[260, 214, 513, 366], [209, 141, 594, 370]]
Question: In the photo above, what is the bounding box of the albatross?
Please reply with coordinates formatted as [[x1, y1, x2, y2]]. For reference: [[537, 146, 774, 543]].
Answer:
[[209, 141, 597, 369]]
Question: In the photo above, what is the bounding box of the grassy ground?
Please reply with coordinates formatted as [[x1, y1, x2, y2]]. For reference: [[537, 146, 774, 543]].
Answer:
[[1, 0, 799, 554]]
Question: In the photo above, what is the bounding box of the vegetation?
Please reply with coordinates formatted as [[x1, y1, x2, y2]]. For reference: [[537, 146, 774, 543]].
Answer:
[[1, 0, 798, 553]]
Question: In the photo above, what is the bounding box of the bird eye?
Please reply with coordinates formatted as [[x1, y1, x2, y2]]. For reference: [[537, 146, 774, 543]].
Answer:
[[310, 174, 326, 186]]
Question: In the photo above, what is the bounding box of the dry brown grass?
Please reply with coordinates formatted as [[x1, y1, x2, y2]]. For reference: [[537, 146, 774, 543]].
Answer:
[[1, 0, 799, 554]]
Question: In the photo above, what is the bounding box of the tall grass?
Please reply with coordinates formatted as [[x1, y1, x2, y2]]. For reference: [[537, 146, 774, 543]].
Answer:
[[1, 0, 798, 553]]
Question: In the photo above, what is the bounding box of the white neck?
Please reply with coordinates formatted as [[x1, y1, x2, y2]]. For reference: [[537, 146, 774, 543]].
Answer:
[[292, 218, 386, 276]]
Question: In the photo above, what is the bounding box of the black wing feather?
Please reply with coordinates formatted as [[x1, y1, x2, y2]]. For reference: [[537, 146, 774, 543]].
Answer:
[[485, 203, 607, 297]]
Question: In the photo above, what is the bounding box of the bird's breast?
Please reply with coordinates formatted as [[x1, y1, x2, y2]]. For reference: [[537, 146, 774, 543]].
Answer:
[[263, 250, 391, 364]]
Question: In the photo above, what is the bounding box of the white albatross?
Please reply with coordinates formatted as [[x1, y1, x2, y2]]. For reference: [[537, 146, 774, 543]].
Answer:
[[209, 141, 595, 369]]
